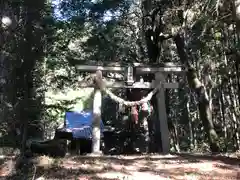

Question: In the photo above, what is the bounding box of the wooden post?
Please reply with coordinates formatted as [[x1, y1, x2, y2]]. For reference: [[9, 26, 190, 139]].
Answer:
[[66, 140, 70, 155], [76, 139, 81, 155], [155, 72, 170, 154], [92, 72, 102, 154]]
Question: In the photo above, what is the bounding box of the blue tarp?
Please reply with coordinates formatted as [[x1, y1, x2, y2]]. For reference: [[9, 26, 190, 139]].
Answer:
[[65, 111, 104, 139]]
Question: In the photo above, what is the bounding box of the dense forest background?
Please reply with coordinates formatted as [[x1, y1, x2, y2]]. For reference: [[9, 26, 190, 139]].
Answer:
[[0, 0, 240, 156]]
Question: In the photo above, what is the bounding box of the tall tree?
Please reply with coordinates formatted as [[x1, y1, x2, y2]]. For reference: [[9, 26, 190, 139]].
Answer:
[[141, 0, 221, 152], [17, 0, 45, 153]]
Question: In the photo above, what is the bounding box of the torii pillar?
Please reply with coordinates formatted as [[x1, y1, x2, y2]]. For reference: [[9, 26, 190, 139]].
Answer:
[[155, 72, 169, 154], [135, 65, 182, 154]]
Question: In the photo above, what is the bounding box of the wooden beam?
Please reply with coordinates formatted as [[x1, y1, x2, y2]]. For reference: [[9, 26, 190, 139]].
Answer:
[[76, 65, 125, 72], [163, 83, 179, 88], [76, 65, 183, 73], [78, 80, 179, 89], [136, 66, 182, 74]]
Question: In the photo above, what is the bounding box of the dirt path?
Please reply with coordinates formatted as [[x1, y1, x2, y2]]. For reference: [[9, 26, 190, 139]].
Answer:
[[33, 154, 240, 180]]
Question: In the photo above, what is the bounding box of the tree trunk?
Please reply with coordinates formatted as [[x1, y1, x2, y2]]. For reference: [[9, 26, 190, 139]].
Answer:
[[172, 122, 180, 152], [219, 79, 228, 150], [19, 7, 34, 154], [19, 0, 45, 154], [234, 53, 240, 106], [186, 97, 195, 150], [0, 3, 14, 130], [141, 0, 171, 153], [231, 112, 240, 150], [174, 34, 220, 152], [227, 78, 240, 150], [0, 53, 7, 123], [233, 0, 240, 33]]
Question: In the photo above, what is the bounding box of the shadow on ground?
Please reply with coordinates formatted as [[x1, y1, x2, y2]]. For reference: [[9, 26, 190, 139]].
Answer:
[[174, 152, 240, 166], [3, 153, 240, 180]]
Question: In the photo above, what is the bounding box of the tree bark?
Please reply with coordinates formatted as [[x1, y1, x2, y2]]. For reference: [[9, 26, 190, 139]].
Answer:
[[219, 79, 228, 150], [186, 96, 195, 150], [228, 78, 240, 150], [174, 34, 220, 152], [233, 0, 240, 33], [19, 0, 45, 154], [0, 3, 16, 133], [234, 53, 240, 106], [141, 0, 171, 153], [19, 1, 35, 154]]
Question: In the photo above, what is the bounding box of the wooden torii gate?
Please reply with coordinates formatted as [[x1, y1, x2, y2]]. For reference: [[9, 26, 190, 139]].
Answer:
[[77, 63, 182, 154]]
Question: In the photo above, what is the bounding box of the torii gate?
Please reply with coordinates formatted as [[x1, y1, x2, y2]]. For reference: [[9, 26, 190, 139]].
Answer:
[[76, 63, 182, 154]]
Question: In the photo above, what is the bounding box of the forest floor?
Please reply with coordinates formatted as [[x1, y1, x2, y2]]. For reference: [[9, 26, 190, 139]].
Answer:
[[0, 152, 240, 180]]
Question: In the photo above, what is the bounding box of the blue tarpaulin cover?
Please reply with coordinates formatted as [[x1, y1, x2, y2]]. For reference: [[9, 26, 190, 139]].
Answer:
[[64, 111, 104, 139]]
